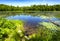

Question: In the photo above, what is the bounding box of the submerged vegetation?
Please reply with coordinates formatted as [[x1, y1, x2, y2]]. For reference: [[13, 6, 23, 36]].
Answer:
[[0, 18, 60, 41]]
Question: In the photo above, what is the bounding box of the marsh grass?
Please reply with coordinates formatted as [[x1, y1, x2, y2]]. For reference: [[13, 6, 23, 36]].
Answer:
[[0, 18, 60, 41]]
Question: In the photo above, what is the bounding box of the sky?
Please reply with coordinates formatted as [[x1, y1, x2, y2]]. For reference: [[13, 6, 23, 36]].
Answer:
[[0, 0, 60, 6]]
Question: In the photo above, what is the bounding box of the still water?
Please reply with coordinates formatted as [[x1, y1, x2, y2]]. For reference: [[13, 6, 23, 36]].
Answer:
[[0, 11, 60, 27], [6, 14, 60, 27]]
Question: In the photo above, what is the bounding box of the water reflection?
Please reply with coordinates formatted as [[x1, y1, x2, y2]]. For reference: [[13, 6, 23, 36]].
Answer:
[[6, 15, 60, 27]]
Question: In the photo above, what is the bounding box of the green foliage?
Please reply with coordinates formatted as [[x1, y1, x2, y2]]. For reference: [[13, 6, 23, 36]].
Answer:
[[40, 22, 57, 30], [0, 4, 60, 11], [0, 18, 24, 41], [24, 21, 60, 41], [0, 18, 60, 41]]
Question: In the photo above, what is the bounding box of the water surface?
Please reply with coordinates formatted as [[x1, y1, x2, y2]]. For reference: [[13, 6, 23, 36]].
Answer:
[[6, 14, 60, 27], [0, 11, 60, 27]]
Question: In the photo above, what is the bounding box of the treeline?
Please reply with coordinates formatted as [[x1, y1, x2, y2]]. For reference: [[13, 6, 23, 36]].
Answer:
[[0, 4, 60, 11]]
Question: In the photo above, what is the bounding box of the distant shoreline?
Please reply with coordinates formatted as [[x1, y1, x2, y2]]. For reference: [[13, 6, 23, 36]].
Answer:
[[0, 4, 60, 11]]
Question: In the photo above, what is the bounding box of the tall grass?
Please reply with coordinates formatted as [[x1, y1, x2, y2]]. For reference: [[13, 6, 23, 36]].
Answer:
[[0, 18, 60, 41]]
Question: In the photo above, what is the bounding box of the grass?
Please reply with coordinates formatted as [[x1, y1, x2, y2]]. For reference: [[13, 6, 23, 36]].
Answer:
[[0, 18, 60, 41]]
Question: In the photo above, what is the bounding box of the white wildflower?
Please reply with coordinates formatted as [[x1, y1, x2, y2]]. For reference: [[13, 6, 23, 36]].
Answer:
[[24, 36, 30, 40], [18, 30, 22, 33]]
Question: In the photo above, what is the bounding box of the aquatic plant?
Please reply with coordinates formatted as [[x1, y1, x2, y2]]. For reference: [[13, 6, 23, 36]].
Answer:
[[40, 22, 57, 30], [0, 18, 60, 41]]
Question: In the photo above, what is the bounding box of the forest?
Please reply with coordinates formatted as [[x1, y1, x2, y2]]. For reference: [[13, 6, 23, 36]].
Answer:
[[0, 4, 60, 11]]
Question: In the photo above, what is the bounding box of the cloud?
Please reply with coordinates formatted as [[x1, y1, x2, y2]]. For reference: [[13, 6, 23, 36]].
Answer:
[[0, 0, 60, 6]]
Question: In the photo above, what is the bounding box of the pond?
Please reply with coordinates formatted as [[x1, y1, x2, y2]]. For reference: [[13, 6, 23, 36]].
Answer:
[[6, 15, 60, 26], [0, 11, 60, 27]]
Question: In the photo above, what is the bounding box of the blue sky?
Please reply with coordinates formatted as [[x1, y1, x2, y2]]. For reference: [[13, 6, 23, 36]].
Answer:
[[0, 0, 60, 6]]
